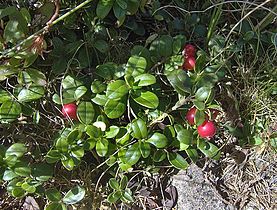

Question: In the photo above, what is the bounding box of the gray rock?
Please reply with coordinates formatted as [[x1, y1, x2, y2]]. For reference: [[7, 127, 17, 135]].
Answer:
[[172, 164, 235, 210]]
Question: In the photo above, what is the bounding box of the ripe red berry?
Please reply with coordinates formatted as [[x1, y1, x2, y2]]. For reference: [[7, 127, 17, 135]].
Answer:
[[183, 56, 196, 70], [62, 103, 78, 120], [186, 107, 197, 125], [197, 120, 216, 138], [183, 44, 196, 57]]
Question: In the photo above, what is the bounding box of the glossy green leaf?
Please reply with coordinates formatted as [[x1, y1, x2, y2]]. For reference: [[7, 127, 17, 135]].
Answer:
[[120, 175, 128, 189], [166, 69, 191, 95], [124, 143, 141, 166], [116, 128, 130, 145], [193, 100, 205, 111], [0, 89, 11, 103], [147, 133, 168, 148], [3, 170, 18, 181], [13, 162, 31, 177], [77, 101, 95, 124], [105, 126, 120, 138], [140, 142, 151, 158], [194, 109, 206, 126], [25, 68, 46, 86], [4, 20, 25, 43], [18, 85, 44, 102], [96, 138, 109, 157], [45, 188, 62, 202], [131, 118, 147, 139], [172, 35, 186, 55], [74, 86, 87, 100], [6, 143, 26, 158], [45, 150, 61, 163], [177, 128, 193, 147], [61, 157, 75, 171], [126, 56, 147, 77], [121, 189, 134, 202], [32, 163, 53, 181], [71, 147, 85, 158], [107, 191, 121, 203], [62, 186, 85, 205], [91, 94, 108, 106], [197, 139, 221, 160], [195, 87, 211, 101], [153, 150, 166, 162], [91, 81, 107, 94], [167, 152, 189, 170], [11, 187, 25, 198], [96, 0, 114, 19], [62, 75, 82, 90], [134, 74, 156, 87], [132, 90, 159, 109], [0, 100, 21, 122], [109, 178, 120, 190], [149, 35, 173, 60], [55, 138, 68, 153], [104, 99, 126, 119], [95, 62, 117, 80], [85, 125, 101, 138], [106, 80, 129, 100]]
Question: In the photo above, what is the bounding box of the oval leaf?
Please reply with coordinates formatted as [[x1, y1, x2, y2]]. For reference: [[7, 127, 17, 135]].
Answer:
[[147, 133, 168, 148], [62, 186, 86, 205], [132, 90, 159, 109], [77, 101, 95, 124], [167, 152, 189, 170]]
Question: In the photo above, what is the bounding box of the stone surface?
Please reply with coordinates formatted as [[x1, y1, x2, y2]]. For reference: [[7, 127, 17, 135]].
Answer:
[[172, 164, 234, 210]]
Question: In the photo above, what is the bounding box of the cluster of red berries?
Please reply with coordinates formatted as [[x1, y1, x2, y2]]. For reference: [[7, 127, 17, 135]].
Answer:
[[182, 44, 196, 70], [186, 107, 219, 138]]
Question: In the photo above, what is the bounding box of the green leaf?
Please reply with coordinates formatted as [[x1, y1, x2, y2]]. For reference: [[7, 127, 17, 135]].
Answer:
[[71, 147, 85, 158], [11, 187, 25, 198], [153, 150, 166, 162], [149, 35, 173, 60], [77, 101, 95, 124], [113, 1, 126, 25], [185, 148, 199, 162], [105, 126, 120, 138], [85, 125, 101, 138], [140, 142, 151, 158], [120, 175, 128, 189], [147, 133, 168, 148], [45, 188, 62, 202], [5, 155, 18, 167], [109, 178, 120, 190], [131, 118, 148, 139], [6, 143, 26, 158], [167, 152, 189, 170], [126, 56, 147, 77], [13, 162, 31, 177], [166, 69, 191, 95], [62, 75, 82, 90], [25, 68, 46, 86], [104, 99, 126, 119], [55, 138, 68, 153], [116, 128, 130, 145], [197, 139, 221, 160], [193, 100, 205, 111], [91, 81, 107, 94], [96, 0, 114, 19], [94, 39, 109, 53], [176, 128, 193, 150], [134, 74, 156, 87], [107, 191, 121, 203], [91, 94, 108, 106], [44, 202, 66, 210], [132, 90, 159, 109], [95, 62, 117, 80], [96, 138, 109, 157], [3, 170, 18, 181], [172, 35, 186, 55], [45, 150, 61, 163], [61, 157, 75, 171], [124, 143, 141, 166], [194, 109, 206, 126], [62, 186, 85, 205], [18, 85, 44, 102], [0, 100, 21, 122], [32, 163, 53, 181], [106, 80, 129, 100], [0, 89, 11, 103], [131, 45, 151, 68], [121, 189, 134, 202], [4, 20, 25, 43], [195, 87, 211, 101], [74, 86, 87, 100]]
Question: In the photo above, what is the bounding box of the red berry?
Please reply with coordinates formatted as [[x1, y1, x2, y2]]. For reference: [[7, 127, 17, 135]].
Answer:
[[183, 44, 196, 57], [183, 56, 196, 70], [186, 107, 197, 125], [62, 103, 78, 120], [197, 120, 216, 138]]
